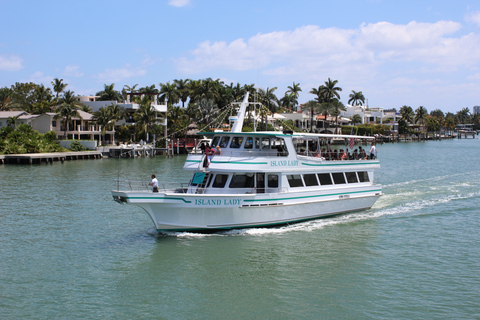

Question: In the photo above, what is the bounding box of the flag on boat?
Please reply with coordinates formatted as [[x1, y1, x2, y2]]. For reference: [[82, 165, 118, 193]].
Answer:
[[349, 137, 355, 149]]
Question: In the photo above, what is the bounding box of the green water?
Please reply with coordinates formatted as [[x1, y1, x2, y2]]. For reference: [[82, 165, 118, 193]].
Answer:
[[1, 139, 479, 319]]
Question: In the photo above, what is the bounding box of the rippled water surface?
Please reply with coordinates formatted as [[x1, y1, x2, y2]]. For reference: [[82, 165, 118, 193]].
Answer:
[[1, 139, 479, 319]]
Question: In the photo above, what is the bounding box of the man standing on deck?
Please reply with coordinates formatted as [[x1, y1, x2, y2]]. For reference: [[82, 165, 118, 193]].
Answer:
[[149, 174, 159, 192], [369, 143, 377, 159]]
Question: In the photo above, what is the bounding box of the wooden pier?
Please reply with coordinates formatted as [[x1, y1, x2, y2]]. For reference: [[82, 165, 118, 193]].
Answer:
[[0, 151, 102, 165]]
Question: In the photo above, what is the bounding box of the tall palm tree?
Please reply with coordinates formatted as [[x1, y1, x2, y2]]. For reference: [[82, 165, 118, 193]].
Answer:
[[279, 92, 297, 111], [350, 114, 362, 126], [93, 106, 115, 145], [304, 100, 319, 132], [134, 98, 157, 142], [455, 107, 471, 124], [258, 87, 279, 113], [399, 105, 414, 123], [55, 90, 82, 139], [330, 99, 346, 131], [159, 82, 180, 107], [96, 83, 122, 101], [322, 78, 342, 102], [174, 79, 191, 108], [286, 82, 302, 109], [415, 106, 428, 137], [348, 90, 365, 106], [51, 78, 68, 100], [122, 84, 139, 102]]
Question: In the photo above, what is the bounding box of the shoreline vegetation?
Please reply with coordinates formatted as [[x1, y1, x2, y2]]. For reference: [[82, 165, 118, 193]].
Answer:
[[1, 78, 478, 156]]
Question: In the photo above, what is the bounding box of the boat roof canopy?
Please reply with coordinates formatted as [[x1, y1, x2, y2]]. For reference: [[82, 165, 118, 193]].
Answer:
[[198, 131, 376, 140]]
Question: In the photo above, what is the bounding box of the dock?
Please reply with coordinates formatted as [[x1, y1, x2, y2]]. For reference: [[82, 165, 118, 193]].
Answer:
[[0, 151, 102, 165]]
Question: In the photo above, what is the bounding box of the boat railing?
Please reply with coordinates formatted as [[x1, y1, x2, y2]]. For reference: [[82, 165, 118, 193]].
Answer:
[[192, 150, 289, 158], [297, 151, 379, 161], [113, 179, 189, 193]]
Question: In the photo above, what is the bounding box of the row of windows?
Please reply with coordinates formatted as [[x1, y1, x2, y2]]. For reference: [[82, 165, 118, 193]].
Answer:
[[287, 171, 370, 188], [211, 135, 287, 152], [194, 171, 369, 190], [211, 173, 279, 189]]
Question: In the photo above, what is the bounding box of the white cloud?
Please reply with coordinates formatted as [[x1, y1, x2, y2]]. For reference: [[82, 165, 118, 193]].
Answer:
[[175, 20, 480, 88], [465, 11, 480, 27], [27, 71, 52, 84], [63, 65, 84, 78], [0, 54, 23, 71], [96, 65, 147, 83], [168, 0, 190, 8]]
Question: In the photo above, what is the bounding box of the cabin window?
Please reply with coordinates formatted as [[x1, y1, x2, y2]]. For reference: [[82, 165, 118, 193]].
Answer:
[[303, 174, 319, 186], [332, 172, 346, 184], [229, 174, 254, 188], [274, 138, 288, 156], [345, 172, 358, 183], [317, 173, 333, 185], [358, 171, 370, 182], [230, 136, 243, 148], [287, 174, 304, 188], [261, 138, 271, 149], [219, 136, 230, 148], [191, 172, 207, 186], [244, 137, 253, 149], [268, 174, 278, 188], [212, 174, 229, 188], [211, 136, 220, 147]]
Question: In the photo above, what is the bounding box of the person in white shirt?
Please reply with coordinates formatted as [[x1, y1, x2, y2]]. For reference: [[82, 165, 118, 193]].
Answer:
[[149, 174, 159, 192], [369, 143, 377, 159]]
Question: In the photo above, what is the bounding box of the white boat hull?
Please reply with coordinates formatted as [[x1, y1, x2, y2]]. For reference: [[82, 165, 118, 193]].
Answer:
[[112, 185, 382, 231]]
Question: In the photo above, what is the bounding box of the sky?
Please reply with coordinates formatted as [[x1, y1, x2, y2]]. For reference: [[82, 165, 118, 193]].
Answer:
[[1, 0, 480, 113]]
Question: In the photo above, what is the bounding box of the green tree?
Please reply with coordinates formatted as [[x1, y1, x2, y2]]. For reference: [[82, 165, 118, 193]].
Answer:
[[303, 100, 318, 132], [93, 105, 115, 145], [51, 78, 68, 100], [350, 114, 362, 126], [134, 98, 157, 142], [348, 90, 365, 106], [286, 82, 302, 109], [174, 79, 191, 108], [96, 83, 123, 101], [399, 105, 414, 123], [159, 82, 179, 107], [55, 90, 82, 139]]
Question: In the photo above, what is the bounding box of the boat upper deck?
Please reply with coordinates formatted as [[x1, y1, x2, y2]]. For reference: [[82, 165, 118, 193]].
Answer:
[[184, 131, 379, 172]]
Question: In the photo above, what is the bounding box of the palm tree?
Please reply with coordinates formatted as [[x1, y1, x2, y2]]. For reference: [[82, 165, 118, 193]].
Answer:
[[93, 106, 115, 145], [399, 105, 414, 123], [55, 90, 82, 139], [167, 106, 189, 136], [96, 83, 122, 101], [415, 106, 428, 137], [330, 99, 346, 131], [51, 78, 68, 100], [159, 82, 180, 107], [7, 115, 19, 129], [303, 100, 318, 132], [258, 87, 279, 114], [348, 90, 365, 106], [286, 82, 302, 109], [174, 79, 191, 108], [134, 99, 157, 142], [350, 114, 362, 126], [323, 78, 342, 102], [455, 107, 471, 124], [279, 92, 297, 110], [122, 84, 139, 102]]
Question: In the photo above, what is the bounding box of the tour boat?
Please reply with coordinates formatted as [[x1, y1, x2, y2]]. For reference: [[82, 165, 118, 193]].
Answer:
[[112, 93, 382, 232]]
